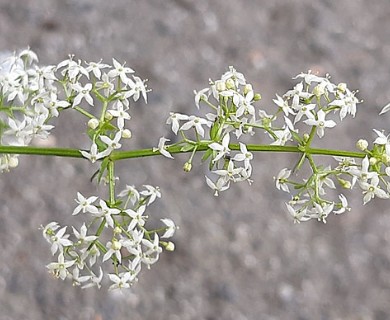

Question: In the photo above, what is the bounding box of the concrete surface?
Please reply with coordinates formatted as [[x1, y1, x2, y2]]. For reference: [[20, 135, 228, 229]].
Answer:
[[1, 1, 390, 319]]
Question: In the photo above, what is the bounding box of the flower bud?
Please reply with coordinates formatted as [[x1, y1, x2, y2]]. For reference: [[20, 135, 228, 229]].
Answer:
[[313, 84, 325, 97], [112, 239, 122, 251], [114, 226, 122, 235], [337, 83, 347, 93], [225, 78, 235, 90], [183, 162, 192, 172], [338, 177, 352, 189], [253, 93, 262, 101], [243, 84, 253, 95], [88, 118, 100, 130], [382, 154, 390, 165], [164, 241, 175, 251], [303, 133, 310, 142], [8, 156, 19, 168], [121, 129, 132, 139], [215, 80, 226, 92], [104, 112, 113, 121], [356, 139, 368, 151], [369, 157, 377, 166]]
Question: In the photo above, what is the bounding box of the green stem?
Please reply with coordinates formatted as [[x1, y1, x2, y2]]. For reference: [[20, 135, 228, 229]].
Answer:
[[107, 160, 115, 206], [0, 144, 366, 160]]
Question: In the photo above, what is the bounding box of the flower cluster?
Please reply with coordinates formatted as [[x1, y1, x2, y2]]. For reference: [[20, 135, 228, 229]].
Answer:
[[0, 49, 61, 171], [42, 185, 177, 290], [160, 67, 262, 195], [56, 55, 148, 163]]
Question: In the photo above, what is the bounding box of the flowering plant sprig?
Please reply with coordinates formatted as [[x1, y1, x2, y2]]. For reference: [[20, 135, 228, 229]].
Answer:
[[1, 49, 390, 290]]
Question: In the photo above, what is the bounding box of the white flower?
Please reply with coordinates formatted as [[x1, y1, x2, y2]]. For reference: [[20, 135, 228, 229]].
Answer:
[[232, 143, 253, 170], [125, 205, 147, 231], [72, 83, 94, 107], [233, 91, 255, 117], [127, 76, 148, 102], [373, 129, 390, 156], [153, 137, 174, 159], [213, 160, 243, 182], [303, 110, 336, 138], [140, 185, 161, 205], [284, 82, 313, 109], [160, 219, 177, 238], [93, 199, 120, 228], [108, 272, 132, 290], [72, 192, 98, 215], [70, 267, 90, 286], [333, 194, 350, 214], [275, 168, 291, 193], [221, 66, 246, 86], [359, 175, 389, 204], [286, 204, 309, 223], [142, 233, 162, 266], [166, 112, 189, 134], [273, 94, 295, 116], [118, 185, 140, 205], [180, 115, 211, 137], [100, 131, 122, 152], [47, 253, 76, 280], [209, 133, 230, 163], [311, 202, 334, 223], [41, 222, 60, 243], [349, 156, 377, 186], [81, 267, 103, 289], [85, 60, 109, 79], [293, 103, 315, 124], [205, 176, 230, 196], [50, 226, 73, 255], [72, 223, 97, 245], [103, 239, 123, 263], [107, 58, 134, 84], [194, 88, 210, 109], [80, 143, 108, 163], [270, 126, 291, 146], [108, 101, 131, 129]]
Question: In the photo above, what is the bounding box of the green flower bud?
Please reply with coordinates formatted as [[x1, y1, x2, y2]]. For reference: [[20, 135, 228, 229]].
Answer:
[[114, 226, 122, 235], [183, 162, 192, 172], [253, 93, 262, 101], [338, 178, 352, 189]]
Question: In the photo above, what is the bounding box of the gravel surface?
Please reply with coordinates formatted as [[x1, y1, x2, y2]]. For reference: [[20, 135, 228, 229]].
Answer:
[[1, 1, 390, 319]]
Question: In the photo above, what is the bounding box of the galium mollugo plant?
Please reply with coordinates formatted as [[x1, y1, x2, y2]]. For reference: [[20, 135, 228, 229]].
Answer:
[[1, 49, 389, 290]]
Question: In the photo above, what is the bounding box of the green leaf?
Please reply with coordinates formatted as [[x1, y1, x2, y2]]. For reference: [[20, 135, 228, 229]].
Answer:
[[202, 148, 213, 162], [97, 157, 110, 184], [180, 144, 195, 152]]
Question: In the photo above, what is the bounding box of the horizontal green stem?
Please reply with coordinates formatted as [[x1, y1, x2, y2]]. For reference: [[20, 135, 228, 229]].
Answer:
[[0, 144, 366, 160], [0, 145, 83, 158]]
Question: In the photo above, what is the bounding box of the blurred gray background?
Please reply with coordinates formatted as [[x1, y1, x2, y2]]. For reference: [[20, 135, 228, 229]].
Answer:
[[1, 0, 390, 319]]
